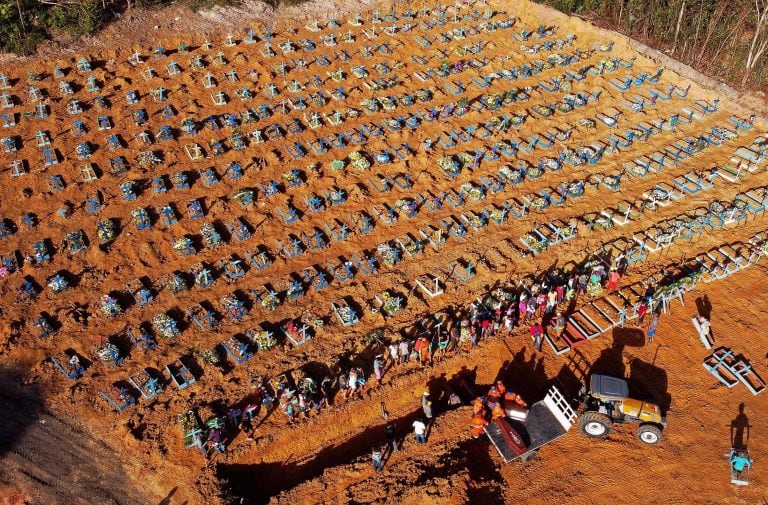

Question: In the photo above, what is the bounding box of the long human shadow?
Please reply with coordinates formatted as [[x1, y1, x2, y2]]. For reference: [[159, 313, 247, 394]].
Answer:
[[731, 402, 751, 450]]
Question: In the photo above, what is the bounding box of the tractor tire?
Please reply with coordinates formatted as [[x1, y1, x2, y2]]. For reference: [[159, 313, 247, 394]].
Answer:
[[579, 412, 612, 439], [637, 424, 663, 445], [521, 449, 538, 462]]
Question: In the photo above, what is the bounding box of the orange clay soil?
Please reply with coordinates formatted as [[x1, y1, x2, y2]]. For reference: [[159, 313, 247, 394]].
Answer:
[[0, 0, 767, 503]]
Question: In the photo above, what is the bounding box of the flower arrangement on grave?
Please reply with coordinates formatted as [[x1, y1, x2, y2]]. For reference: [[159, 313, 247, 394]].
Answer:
[[165, 273, 188, 294], [403, 239, 423, 256], [456, 152, 474, 167], [489, 208, 506, 224], [499, 166, 523, 184], [529, 195, 548, 211], [548, 53, 566, 65], [195, 345, 221, 365], [251, 330, 277, 351], [566, 93, 587, 107], [556, 101, 573, 113], [336, 303, 356, 325], [152, 312, 179, 339], [96, 341, 120, 362], [437, 156, 460, 177], [379, 291, 402, 316], [232, 189, 254, 207], [691, 137, 708, 152], [386, 117, 402, 130], [521, 232, 547, 253], [137, 151, 161, 169], [200, 223, 223, 249], [96, 219, 117, 243], [222, 294, 242, 313], [734, 198, 748, 211], [395, 199, 415, 214], [349, 151, 370, 171], [456, 97, 469, 114], [532, 104, 553, 118], [180, 410, 200, 441], [283, 320, 305, 341], [303, 312, 324, 329], [592, 214, 613, 231], [414, 89, 432, 102], [100, 295, 122, 318], [511, 114, 526, 126], [486, 93, 503, 108], [260, 291, 280, 311], [172, 237, 192, 254], [712, 128, 737, 142], [360, 99, 378, 113], [330, 159, 345, 172], [467, 213, 485, 229], [603, 175, 620, 188], [461, 183, 485, 201], [580, 118, 597, 130], [587, 281, 603, 297], [376, 243, 398, 267], [568, 181, 585, 197], [709, 201, 726, 214]]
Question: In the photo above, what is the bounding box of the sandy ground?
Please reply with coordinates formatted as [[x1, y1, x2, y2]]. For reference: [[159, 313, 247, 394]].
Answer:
[[1, 0, 768, 504]]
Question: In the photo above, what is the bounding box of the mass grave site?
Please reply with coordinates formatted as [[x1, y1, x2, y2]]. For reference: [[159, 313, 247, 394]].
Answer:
[[1, 0, 768, 503]]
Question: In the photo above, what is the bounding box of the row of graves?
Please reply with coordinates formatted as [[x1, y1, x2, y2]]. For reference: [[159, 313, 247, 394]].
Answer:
[[0, 2, 765, 423]]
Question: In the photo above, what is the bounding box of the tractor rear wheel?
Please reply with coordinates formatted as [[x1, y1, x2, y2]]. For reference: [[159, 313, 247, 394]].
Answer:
[[637, 424, 663, 445], [579, 412, 612, 439]]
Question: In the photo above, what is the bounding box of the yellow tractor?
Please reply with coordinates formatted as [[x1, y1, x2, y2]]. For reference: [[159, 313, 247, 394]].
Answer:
[[578, 374, 666, 445]]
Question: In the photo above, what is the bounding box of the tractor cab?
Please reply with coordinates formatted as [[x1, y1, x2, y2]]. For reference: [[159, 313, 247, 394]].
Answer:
[[579, 374, 666, 445]]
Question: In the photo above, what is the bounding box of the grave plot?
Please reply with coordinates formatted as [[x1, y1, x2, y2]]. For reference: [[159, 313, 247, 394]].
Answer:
[[2, 1, 768, 501]]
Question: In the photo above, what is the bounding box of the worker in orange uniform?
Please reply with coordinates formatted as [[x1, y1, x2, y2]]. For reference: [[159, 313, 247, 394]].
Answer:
[[470, 414, 489, 439], [504, 391, 527, 408], [472, 397, 485, 416], [495, 381, 507, 396], [491, 403, 505, 420]]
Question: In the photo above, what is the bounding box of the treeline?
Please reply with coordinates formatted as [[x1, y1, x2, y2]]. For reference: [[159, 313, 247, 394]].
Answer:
[[540, 0, 768, 89], [0, 0, 276, 55]]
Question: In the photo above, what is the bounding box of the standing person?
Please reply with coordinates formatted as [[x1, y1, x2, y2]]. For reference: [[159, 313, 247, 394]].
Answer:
[[518, 294, 528, 323], [422, 392, 433, 422], [398, 339, 410, 365], [372, 447, 383, 473], [469, 414, 488, 439], [606, 269, 621, 291], [207, 428, 226, 454], [413, 418, 427, 444], [384, 424, 399, 453], [373, 355, 384, 383], [320, 376, 334, 408], [530, 322, 543, 352], [646, 311, 660, 343], [637, 299, 650, 324], [239, 415, 255, 442], [347, 368, 359, 399], [388, 341, 399, 367]]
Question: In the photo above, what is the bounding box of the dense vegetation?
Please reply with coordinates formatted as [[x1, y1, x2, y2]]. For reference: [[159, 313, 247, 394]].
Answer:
[[541, 0, 768, 89]]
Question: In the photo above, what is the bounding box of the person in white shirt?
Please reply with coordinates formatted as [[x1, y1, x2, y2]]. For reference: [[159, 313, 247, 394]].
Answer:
[[413, 418, 427, 444]]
